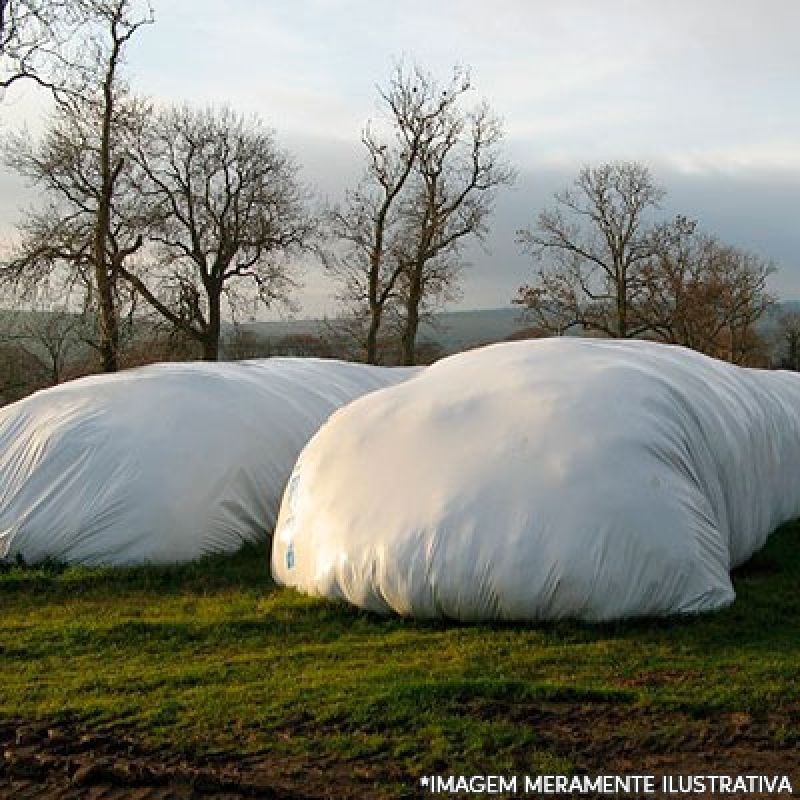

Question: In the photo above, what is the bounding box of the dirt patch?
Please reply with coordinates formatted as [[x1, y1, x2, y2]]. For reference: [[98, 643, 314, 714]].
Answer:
[[2, 705, 798, 798], [494, 702, 799, 798], [518, 702, 798, 771], [0, 721, 318, 800]]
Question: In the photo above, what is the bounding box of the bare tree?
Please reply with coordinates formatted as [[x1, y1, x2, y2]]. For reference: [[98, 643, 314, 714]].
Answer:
[[327, 64, 512, 364], [2, 0, 153, 372], [0, 271, 91, 398], [0, 306, 87, 384], [326, 66, 443, 364], [87, 1, 152, 371], [123, 104, 312, 361], [515, 163, 776, 365], [395, 87, 513, 365], [516, 162, 666, 338]]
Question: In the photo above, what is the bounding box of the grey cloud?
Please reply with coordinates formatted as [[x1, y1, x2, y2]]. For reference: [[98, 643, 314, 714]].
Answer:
[[294, 158, 800, 315]]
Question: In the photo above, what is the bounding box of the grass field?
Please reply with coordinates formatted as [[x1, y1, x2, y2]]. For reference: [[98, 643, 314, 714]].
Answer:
[[1, 522, 798, 797]]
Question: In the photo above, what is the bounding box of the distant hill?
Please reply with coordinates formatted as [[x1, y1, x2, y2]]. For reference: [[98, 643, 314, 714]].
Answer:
[[417, 308, 527, 351], [226, 300, 800, 361], [4, 301, 799, 368], [236, 307, 528, 357]]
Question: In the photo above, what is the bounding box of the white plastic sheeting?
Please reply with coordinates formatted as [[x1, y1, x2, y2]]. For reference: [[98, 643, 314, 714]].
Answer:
[[272, 339, 800, 621], [0, 359, 416, 565]]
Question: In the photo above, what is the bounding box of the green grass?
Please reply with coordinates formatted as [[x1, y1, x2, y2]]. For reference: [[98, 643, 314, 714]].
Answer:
[[1, 522, 798, 792]]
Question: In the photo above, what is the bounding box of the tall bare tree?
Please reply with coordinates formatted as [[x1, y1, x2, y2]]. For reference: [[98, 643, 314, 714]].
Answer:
[[516, 162, 666, 338], [395, 91, 513, 365], [123, 104, 312, 361], [2, 0, 153, 372], [328, 64, 511, 365], [327, 65, 458, 363], [87, 1, 152, 371]]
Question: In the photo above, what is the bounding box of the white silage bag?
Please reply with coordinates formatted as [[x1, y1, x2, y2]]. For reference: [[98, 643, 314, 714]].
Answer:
[[272, 339, 800, 621], [0, 358, 417, 565]]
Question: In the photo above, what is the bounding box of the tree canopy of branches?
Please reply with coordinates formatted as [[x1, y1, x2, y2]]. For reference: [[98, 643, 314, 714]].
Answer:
[[515, 161, 775, 365], [328, 64, 513, 365], [516, 162, 665, 338], [1, 0, 153, 372], [124, 104, 313, 361], [1, 0, 82, 94], [637, 221, 775, 363]]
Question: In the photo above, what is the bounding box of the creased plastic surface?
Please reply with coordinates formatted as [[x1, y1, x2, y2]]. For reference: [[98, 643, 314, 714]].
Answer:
[[0, 359, 416, 565], [272, 339, 800, 621]]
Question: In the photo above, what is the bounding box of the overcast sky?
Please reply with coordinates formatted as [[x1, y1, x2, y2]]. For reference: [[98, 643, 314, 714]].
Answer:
[[1, 0, 798, 317]]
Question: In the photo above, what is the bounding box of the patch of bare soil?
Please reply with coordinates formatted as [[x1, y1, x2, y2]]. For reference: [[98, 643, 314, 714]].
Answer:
[[0, 721, 322, 800], [496, 702, 799, 798], [2, 705, 798, 799]]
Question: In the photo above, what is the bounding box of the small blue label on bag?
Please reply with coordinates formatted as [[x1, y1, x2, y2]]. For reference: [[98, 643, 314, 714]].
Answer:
[[286, 541, 295, 570]]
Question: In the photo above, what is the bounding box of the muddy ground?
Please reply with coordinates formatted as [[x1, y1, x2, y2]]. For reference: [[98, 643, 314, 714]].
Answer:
[[2, 704, 798, 798]]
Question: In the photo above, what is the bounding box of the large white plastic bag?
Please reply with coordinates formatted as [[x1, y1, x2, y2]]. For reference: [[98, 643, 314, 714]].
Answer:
[[0, 359, 416, 565], [272, 339, 800, 621]]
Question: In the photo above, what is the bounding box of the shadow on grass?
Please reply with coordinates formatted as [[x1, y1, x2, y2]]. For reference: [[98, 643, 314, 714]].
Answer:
[[0, 539, 274, 595], [2, 520, 798, 651]]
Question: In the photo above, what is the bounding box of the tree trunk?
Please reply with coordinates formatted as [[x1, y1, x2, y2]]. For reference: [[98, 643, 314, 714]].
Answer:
[[400, 266, 423, 366], [201, 337, 218, 361], [789, 331, 800, 370], [202, 289, 221, 361], [616, 274, 628, 338], [94, 110, 118, 371], [365, 303, 381, 364], [94, 20, 120, 373], [93, 214, 118, 372]]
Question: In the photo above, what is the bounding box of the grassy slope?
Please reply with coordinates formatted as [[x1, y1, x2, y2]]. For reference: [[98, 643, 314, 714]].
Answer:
[[1, 523, 798, 790]]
